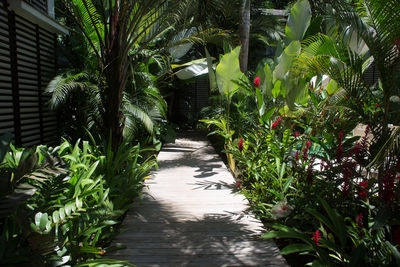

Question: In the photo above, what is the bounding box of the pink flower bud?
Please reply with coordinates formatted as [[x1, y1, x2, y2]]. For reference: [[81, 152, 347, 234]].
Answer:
[[254, 76, 260, 88]]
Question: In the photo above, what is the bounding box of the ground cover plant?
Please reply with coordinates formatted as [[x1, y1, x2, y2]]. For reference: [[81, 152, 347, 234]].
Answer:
[[202, 0, 400, 265], [0, 133, 155, 265]]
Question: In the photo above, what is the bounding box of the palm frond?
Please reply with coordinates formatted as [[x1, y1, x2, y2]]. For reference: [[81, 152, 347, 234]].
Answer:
[[369, 126, 400, 168], [46, 72, 98, 110], [123, 98, 154, 135]]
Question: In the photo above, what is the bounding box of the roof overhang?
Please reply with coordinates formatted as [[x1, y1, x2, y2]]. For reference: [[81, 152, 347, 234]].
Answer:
[[8, 0, 68, 35]]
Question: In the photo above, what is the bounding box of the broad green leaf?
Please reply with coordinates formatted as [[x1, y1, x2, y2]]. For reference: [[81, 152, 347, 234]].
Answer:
[[286, 76, 308, 110], [284, 0, 311, 45], [263, 231, 309, 243], [306, 208, 334, 235], [267, 189, 283, 200], [216, 46, 244, 96], [273, 41, 301, 81], [304, 16, 323, 39], [65, 205, 72, 217], [326, 79, 339, 95], [75, 259, 136, 267], [39, 212, 49, 230], [52, 210, 60, 224], [59, 208, 65, 221], [35, 212, 42, 226], [320, 199, 346, 247], [283, 176, 295, 193], [272, 81, 281, 98], [256, 63, 273, 94], [262, 107, 275, 123], [70, 163, 89, 172], [255, 88, 264, 115], [281, 243, 312, 255]]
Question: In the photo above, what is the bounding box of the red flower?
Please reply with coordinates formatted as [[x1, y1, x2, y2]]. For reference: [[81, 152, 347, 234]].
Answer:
[[272, 117, 282, 129], [381, 170, 395, 204], [238, 138, 244, 152], [254, 76, 260, 88], [312, 230, 321, 246], [341, 160, 354, 198], [358, 181, 368, 200], [376, 103, 379, 107], [356, 213, 364, 228], [236, 180, 241, 190], [258, 132, 262, 137], [294, 132, 299, 138], [302, 146, 308, 160], [306, 141, 311, 148]]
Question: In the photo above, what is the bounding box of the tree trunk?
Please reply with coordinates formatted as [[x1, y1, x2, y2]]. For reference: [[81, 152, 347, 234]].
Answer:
[[239, 0, 251, 74], [102, 28, 128, 151]]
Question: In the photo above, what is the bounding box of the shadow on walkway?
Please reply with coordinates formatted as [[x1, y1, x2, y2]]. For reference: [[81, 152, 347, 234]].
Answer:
[[107, 132, 287, 267]]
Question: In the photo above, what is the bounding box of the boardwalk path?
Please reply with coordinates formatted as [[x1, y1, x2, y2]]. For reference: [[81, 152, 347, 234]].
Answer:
[[109, 133, 288, 266]]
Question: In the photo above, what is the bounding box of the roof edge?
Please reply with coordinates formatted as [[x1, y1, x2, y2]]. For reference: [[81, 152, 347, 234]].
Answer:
[[8, 0, 68, 35]]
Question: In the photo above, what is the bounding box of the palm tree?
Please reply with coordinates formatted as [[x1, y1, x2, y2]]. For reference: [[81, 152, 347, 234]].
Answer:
[[239, 0, 251, 73], [296, 0, 400, 182], [58, 0, 177, 150]]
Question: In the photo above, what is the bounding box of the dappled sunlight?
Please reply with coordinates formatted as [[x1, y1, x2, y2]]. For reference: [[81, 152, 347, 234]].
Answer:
[[107, 133, 287, 266]]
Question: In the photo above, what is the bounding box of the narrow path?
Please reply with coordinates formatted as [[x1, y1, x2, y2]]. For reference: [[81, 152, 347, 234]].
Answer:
[[108, 132, 288, 267]]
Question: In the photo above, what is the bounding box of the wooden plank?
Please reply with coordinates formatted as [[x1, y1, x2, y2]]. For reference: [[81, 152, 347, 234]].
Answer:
[[107, 134, 287, 266]]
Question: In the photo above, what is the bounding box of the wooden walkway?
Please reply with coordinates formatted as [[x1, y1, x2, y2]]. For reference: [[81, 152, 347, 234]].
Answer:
[[108, 133, 288, 267]]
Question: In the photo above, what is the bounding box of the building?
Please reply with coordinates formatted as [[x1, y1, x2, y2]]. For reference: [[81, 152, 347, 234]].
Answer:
[[0, 0, 68, 146]]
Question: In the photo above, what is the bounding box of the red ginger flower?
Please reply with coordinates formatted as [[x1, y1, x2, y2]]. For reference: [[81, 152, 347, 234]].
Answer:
[[356, 213, 364, 228], [272, 117, 282, 129], [294, 132, 299, 138], [358, 181, 368, 200], [381, 170, 395, 204], [302, 141, 312, 160], [254, 76, 260, 88], [312, 230, 321, 246], [341, 160, 354, 198], [236, 180, 241, 190], [238, 137, 244, 152]]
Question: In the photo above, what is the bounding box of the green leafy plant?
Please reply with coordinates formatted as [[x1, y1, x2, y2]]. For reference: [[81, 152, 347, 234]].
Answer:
[[0, 134, 154, 266], [263, 199, 400, 266], [226, 124, 300, 219]]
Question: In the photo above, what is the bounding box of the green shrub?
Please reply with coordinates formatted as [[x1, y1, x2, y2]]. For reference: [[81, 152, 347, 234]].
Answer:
[[0, 134, 154, 265]]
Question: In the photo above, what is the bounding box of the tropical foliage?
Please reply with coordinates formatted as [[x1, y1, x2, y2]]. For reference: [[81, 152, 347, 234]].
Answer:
[[0, 133, 154, 265], [3, 0, 400, 265], [202, 0, 400, 265]]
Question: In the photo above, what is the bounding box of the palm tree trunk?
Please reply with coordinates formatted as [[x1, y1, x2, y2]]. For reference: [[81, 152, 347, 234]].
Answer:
[[239, 0, 250, 74], [102, 25, 128, 151]]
